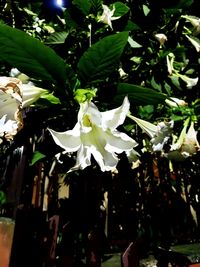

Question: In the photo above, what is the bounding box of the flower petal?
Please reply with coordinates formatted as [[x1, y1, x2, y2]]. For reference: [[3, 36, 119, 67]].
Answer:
[[90, 145, 118, 172], [69, 145, 91, 172], [21, 84, 48, 108], [48, 125, 81, 152], [128, 114, 157, 138], [102, 96, 130, 130], [105, 130, 137, 153]]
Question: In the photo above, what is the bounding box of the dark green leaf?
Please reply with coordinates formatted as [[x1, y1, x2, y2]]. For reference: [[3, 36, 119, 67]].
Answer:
[[124, 20, 141, 31], [89, 0, 102, 13], [113, 2, 130, 17], [73, 0, 91, 15], [0, 191, 6, 205], [77, 31, 129, 84], [0, 24, 67, 86], [45, 31, 69, 45], [176, 0, 193, 8], [115, 83, 167, 105], [30, 151, 46, 166]]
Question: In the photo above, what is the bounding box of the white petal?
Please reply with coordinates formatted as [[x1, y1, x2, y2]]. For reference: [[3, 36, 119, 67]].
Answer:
[[69, 145, 91, 171], [186, 122, 199, 145], [48, 125, 81, 152], [105, 130, 137, 153], [81, 126, 119, 171], [90, 145, 118, 172], [80, 101, 102, 128], [0, 90, 20, 120], [0, 115, 7, 126], [129, 114, 157, 138], [102, 97, 130, 130], [21, 84, 48, 108]]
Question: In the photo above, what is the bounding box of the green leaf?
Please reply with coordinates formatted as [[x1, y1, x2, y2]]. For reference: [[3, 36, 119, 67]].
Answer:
[[124, 20, 141, 31], [89, 0, 102, 13], [151, 76, 162, 91], [45, 31, 69, 45], [169, 76, 181, 90], [30, 151, 46, 166], [176, 0, 193, 8], [77, 31, 129, 84], [74, 88, 97, 103], [0, 191, 6, 205], [113, 2, 130, 17], [0, 24, 67, 86], [73, 0, 91, 15], [115, 83, 167, 105], [143, 5, 150, 16], [40, 93, 61, 104]]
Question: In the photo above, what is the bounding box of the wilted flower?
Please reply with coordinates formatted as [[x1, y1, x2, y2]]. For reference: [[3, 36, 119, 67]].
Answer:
[[154, 33, 168, 46], [98, 4, 120, 30], [0, 76, 48, 140], [48, 97, 137, 172], [0, 115, 18, 142], [128, 114, 173, 152], [167, 120, 200, 161], [165, 97, 187, 107], [0, 77, 23, 140]]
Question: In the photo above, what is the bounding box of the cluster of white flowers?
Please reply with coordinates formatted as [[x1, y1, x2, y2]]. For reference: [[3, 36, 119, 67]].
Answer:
[[48, 93, 199, 173], [0, 72, 199, 173]]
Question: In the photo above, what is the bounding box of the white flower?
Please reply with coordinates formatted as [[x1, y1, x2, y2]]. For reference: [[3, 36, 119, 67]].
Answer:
[[0, 76, 48, 140], [154, 33, 168, 46], [48, 97, 137, 172], [186, 35, 200, 52], [182, 15, 200, 35], [177, 73, 198, 89], [167, 120, 200, 161], [151, 121, 174, 151], [165, 97, 187, 107], [128, 114, 173, 152], [98, 4, 120, 30], [166, 53, 175, 75], [20, 84, 48, 108]]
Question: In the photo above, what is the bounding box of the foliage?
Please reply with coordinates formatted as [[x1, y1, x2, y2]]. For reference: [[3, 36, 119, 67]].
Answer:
[[0, 0, 199, 260]]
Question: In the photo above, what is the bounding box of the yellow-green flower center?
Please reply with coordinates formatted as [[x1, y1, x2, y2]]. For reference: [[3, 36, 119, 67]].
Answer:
[[83, 114, 92, 127]]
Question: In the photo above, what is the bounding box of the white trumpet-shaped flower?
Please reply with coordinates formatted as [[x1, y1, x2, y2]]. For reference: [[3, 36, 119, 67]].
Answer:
[[167, 120, 200, 161], [177, 73, 199, 89], [20, 84, 48, 108], [98, 4, 121, 30], [128, 114, 173, 152], [165, 97, 187, 107], [48, 97, 137, 172]]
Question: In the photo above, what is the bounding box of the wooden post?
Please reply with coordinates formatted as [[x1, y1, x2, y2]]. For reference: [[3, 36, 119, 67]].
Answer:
[[0, 218, 15, 267]]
